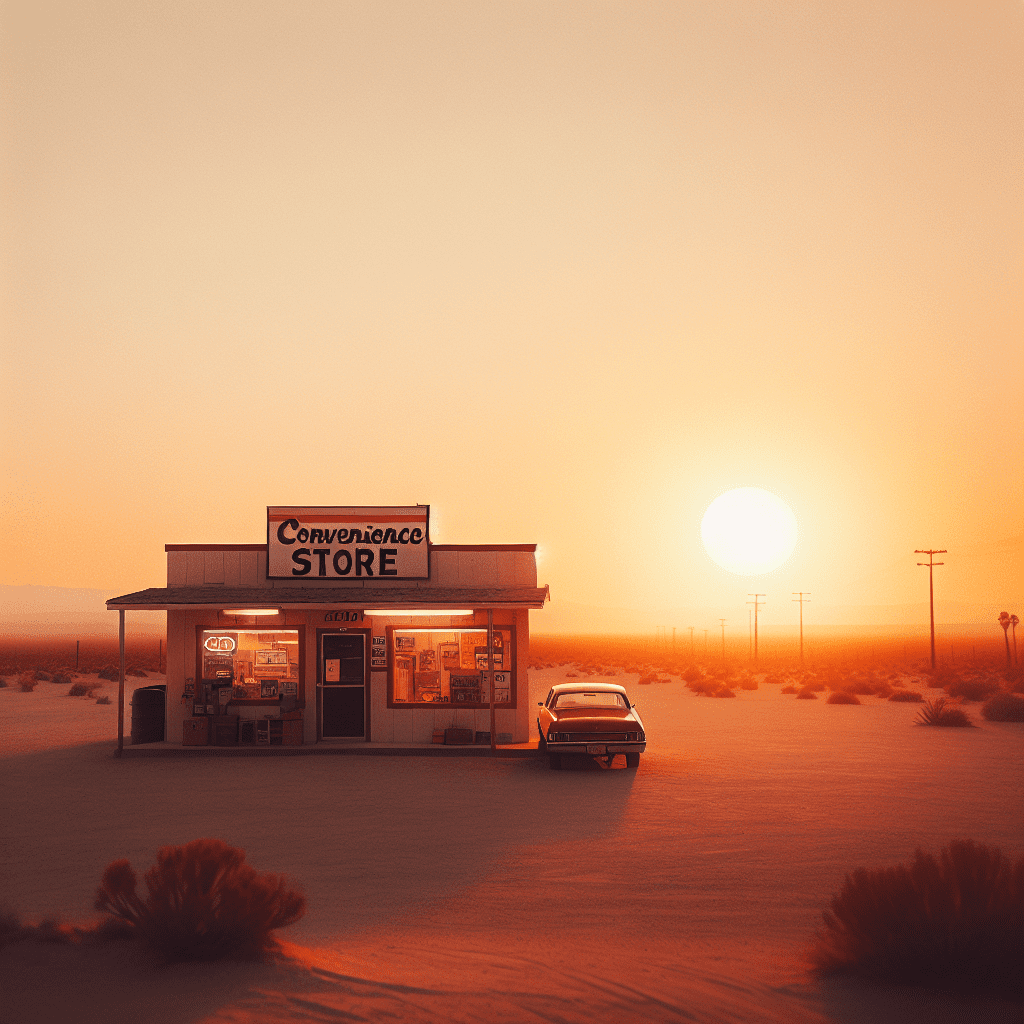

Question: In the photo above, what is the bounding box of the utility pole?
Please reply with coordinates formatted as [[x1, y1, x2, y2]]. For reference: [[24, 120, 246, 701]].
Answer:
[[792, 593, 809, 665], [719, 619, 727, 662], [748, 609, 752, 659], [915, 550, 946, 671], [747, 594, 765, 664]]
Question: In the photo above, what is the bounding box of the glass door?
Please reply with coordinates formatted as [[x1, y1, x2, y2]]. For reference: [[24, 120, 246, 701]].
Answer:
[[321, 632, 366, 738]]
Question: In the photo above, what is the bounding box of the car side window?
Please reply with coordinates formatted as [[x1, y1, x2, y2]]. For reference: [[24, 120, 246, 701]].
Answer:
[[545, 689, 554, 707]]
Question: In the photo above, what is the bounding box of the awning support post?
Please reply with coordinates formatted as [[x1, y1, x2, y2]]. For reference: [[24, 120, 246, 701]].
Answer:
[[117, 610, 125, 757], [487, 609, 495, 752]]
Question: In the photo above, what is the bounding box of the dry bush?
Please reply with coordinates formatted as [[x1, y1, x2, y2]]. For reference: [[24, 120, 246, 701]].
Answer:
[[0, 678, 7, 688], [796, 688, 818, 699], [808, 840, 1024, 998], [888, 690, 924, 703], [916, 698, 974, 728], [981, 692, 1024, 723], [18, 672, 37, 692], [51, 671, 73, 686], [68, 682, 99, 697], [682, 666, 701, 683], [96, 695, 112, 704], [710, 687, 736, 698], [94, 838, 305, 962], [781, 684, 799, 694], [826, 691, 861, 705], [97, 665, 120, 682], [945, 676, 1000, 702], [738, 677, 758, 690], [34, 669, 52, 681]]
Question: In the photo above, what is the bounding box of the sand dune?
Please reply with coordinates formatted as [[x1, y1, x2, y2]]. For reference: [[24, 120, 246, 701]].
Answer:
[[1, 666, 1021, 1023]]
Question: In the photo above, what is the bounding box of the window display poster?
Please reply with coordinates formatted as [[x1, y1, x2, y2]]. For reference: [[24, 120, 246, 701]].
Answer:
[[418, 648, 437, 671], [395, 635, 415, 651], [261, 680, 278, 699]]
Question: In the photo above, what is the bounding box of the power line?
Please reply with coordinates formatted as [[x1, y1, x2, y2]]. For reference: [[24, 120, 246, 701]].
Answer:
[[915, 549, 946, 670], [747, 594, 765, 664], [792, 592, 810, 665]]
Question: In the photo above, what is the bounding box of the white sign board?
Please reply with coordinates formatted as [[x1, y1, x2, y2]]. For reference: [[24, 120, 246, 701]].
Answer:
[[267, 506, 429, 579]]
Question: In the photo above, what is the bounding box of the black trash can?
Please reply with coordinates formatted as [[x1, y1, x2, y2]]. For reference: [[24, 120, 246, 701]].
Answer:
[[130, 684, 166, 744]]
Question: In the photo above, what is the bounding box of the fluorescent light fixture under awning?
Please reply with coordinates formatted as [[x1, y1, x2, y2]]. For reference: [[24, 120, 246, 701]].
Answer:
[[222, 609, 282, 616], [363, 609, 474, 616]]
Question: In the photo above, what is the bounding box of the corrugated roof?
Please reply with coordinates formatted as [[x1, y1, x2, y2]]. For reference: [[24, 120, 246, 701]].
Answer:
[[106, 585, 550, 611]]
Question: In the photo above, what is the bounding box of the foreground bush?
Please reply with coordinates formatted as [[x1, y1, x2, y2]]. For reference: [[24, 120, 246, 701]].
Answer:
[[981, 692, 1024, 723], [94, 838, 305, 962], [809, 840, 1024, 997], [945, 676, 1000, 702], [18, 672, 37, 692], [917, 698, 974, 728], [68, 682, 98, 697]]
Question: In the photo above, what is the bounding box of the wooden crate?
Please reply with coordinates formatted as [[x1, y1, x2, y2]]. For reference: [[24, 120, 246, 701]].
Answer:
[[444, 727, 473, 745], [210, 715, 239, 746], [280, 719, 303, 745], [182, 717, 209, 746]]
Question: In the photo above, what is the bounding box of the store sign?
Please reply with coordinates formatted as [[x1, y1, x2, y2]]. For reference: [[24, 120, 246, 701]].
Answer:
[[267, 506, 429, 580]]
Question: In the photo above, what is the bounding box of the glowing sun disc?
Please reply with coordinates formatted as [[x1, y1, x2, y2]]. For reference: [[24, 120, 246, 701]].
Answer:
[[701, 488, 798, 576]]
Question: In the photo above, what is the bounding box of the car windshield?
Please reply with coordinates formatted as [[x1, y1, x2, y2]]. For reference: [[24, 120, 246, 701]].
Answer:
[[552, 691, 628, 710]]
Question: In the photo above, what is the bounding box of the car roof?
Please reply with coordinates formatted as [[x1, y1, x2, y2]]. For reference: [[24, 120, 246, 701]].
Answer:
[[550, 681, 629, 694]]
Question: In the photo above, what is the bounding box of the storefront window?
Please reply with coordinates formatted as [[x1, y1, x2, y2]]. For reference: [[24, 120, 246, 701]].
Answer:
[[387, 626, 514, 708], [197, 629, 302, 707]]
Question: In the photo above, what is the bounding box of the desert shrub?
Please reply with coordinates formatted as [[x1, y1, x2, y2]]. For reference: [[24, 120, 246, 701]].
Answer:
[[0, 677, 7, 688], [808, 840, 1024, 997], [841, 677, 877, 696], [888, 690, 924, 702], [68, 682, 98, 697], [94, 838, 306, 962], [638, 672, 658, 685], [826, 691, 861, 705], [870, 683, 894, 699], [738, 678, 758, 690], [682, 666, 701, 683], [710, 687, 736, 698], [916, 698, 974, 728], [34, 669, 52, 681], [796, 688, 817, 699], [97, 665, 120, 681], [565, 671, 578, 678], [781, 684, 799, 694], [18, 672, 37, 692], [945, 676, 1000, 702], [981, 692, 1024, 723], [96, 695, 112, 705], [51, 671, 73, 686]]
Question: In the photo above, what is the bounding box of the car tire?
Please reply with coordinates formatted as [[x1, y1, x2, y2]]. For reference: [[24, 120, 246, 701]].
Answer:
[[548, 754, 561, 770], [537, 727, 547, 754], [625, 753, 640, 768]]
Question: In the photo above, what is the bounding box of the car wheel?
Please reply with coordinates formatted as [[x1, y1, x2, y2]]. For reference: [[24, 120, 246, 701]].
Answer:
[[625, 753, 640, 768], [537, 726, 547, 753], [548, 754, 561, 770]]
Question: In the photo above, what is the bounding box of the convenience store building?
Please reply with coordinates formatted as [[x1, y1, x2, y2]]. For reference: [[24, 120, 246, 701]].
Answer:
[[106, 506, 549, 750]]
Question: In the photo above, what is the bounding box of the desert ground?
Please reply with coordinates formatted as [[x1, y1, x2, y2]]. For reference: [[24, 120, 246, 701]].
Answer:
[[1, 650, 1021, 1024]]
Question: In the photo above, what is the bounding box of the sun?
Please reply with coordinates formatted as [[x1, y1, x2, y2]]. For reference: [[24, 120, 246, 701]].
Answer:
[[700, 488, 798, 576]]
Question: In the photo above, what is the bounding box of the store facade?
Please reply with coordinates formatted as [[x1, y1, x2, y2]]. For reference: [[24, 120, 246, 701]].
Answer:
[[106, 506, 549, 750]]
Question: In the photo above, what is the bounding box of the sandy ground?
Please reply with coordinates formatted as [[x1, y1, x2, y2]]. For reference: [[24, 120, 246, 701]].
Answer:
[[1, 667, 1022, 1023]]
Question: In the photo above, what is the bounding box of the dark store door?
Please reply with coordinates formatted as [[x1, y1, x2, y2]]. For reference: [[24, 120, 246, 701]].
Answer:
[[321, 633, 365, 738]]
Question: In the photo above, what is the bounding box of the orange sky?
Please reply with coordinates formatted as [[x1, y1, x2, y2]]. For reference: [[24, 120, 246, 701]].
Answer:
[[2, 2, 1021, 631]]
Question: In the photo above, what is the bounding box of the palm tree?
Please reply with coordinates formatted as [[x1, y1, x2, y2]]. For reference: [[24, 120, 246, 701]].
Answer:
[[1011, 614, 1019, 665], [998, 612, 1011, 665]]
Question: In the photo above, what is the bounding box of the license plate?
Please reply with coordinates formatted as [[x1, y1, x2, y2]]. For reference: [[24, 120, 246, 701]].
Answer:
[[587, 744, 607, 755]]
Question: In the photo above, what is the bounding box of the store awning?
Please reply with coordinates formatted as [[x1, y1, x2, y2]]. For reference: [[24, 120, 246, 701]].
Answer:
[[106, 585, 550, 611]]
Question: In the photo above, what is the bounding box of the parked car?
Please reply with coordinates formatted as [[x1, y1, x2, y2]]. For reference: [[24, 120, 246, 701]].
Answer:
[[537, 682, 646, 769]]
